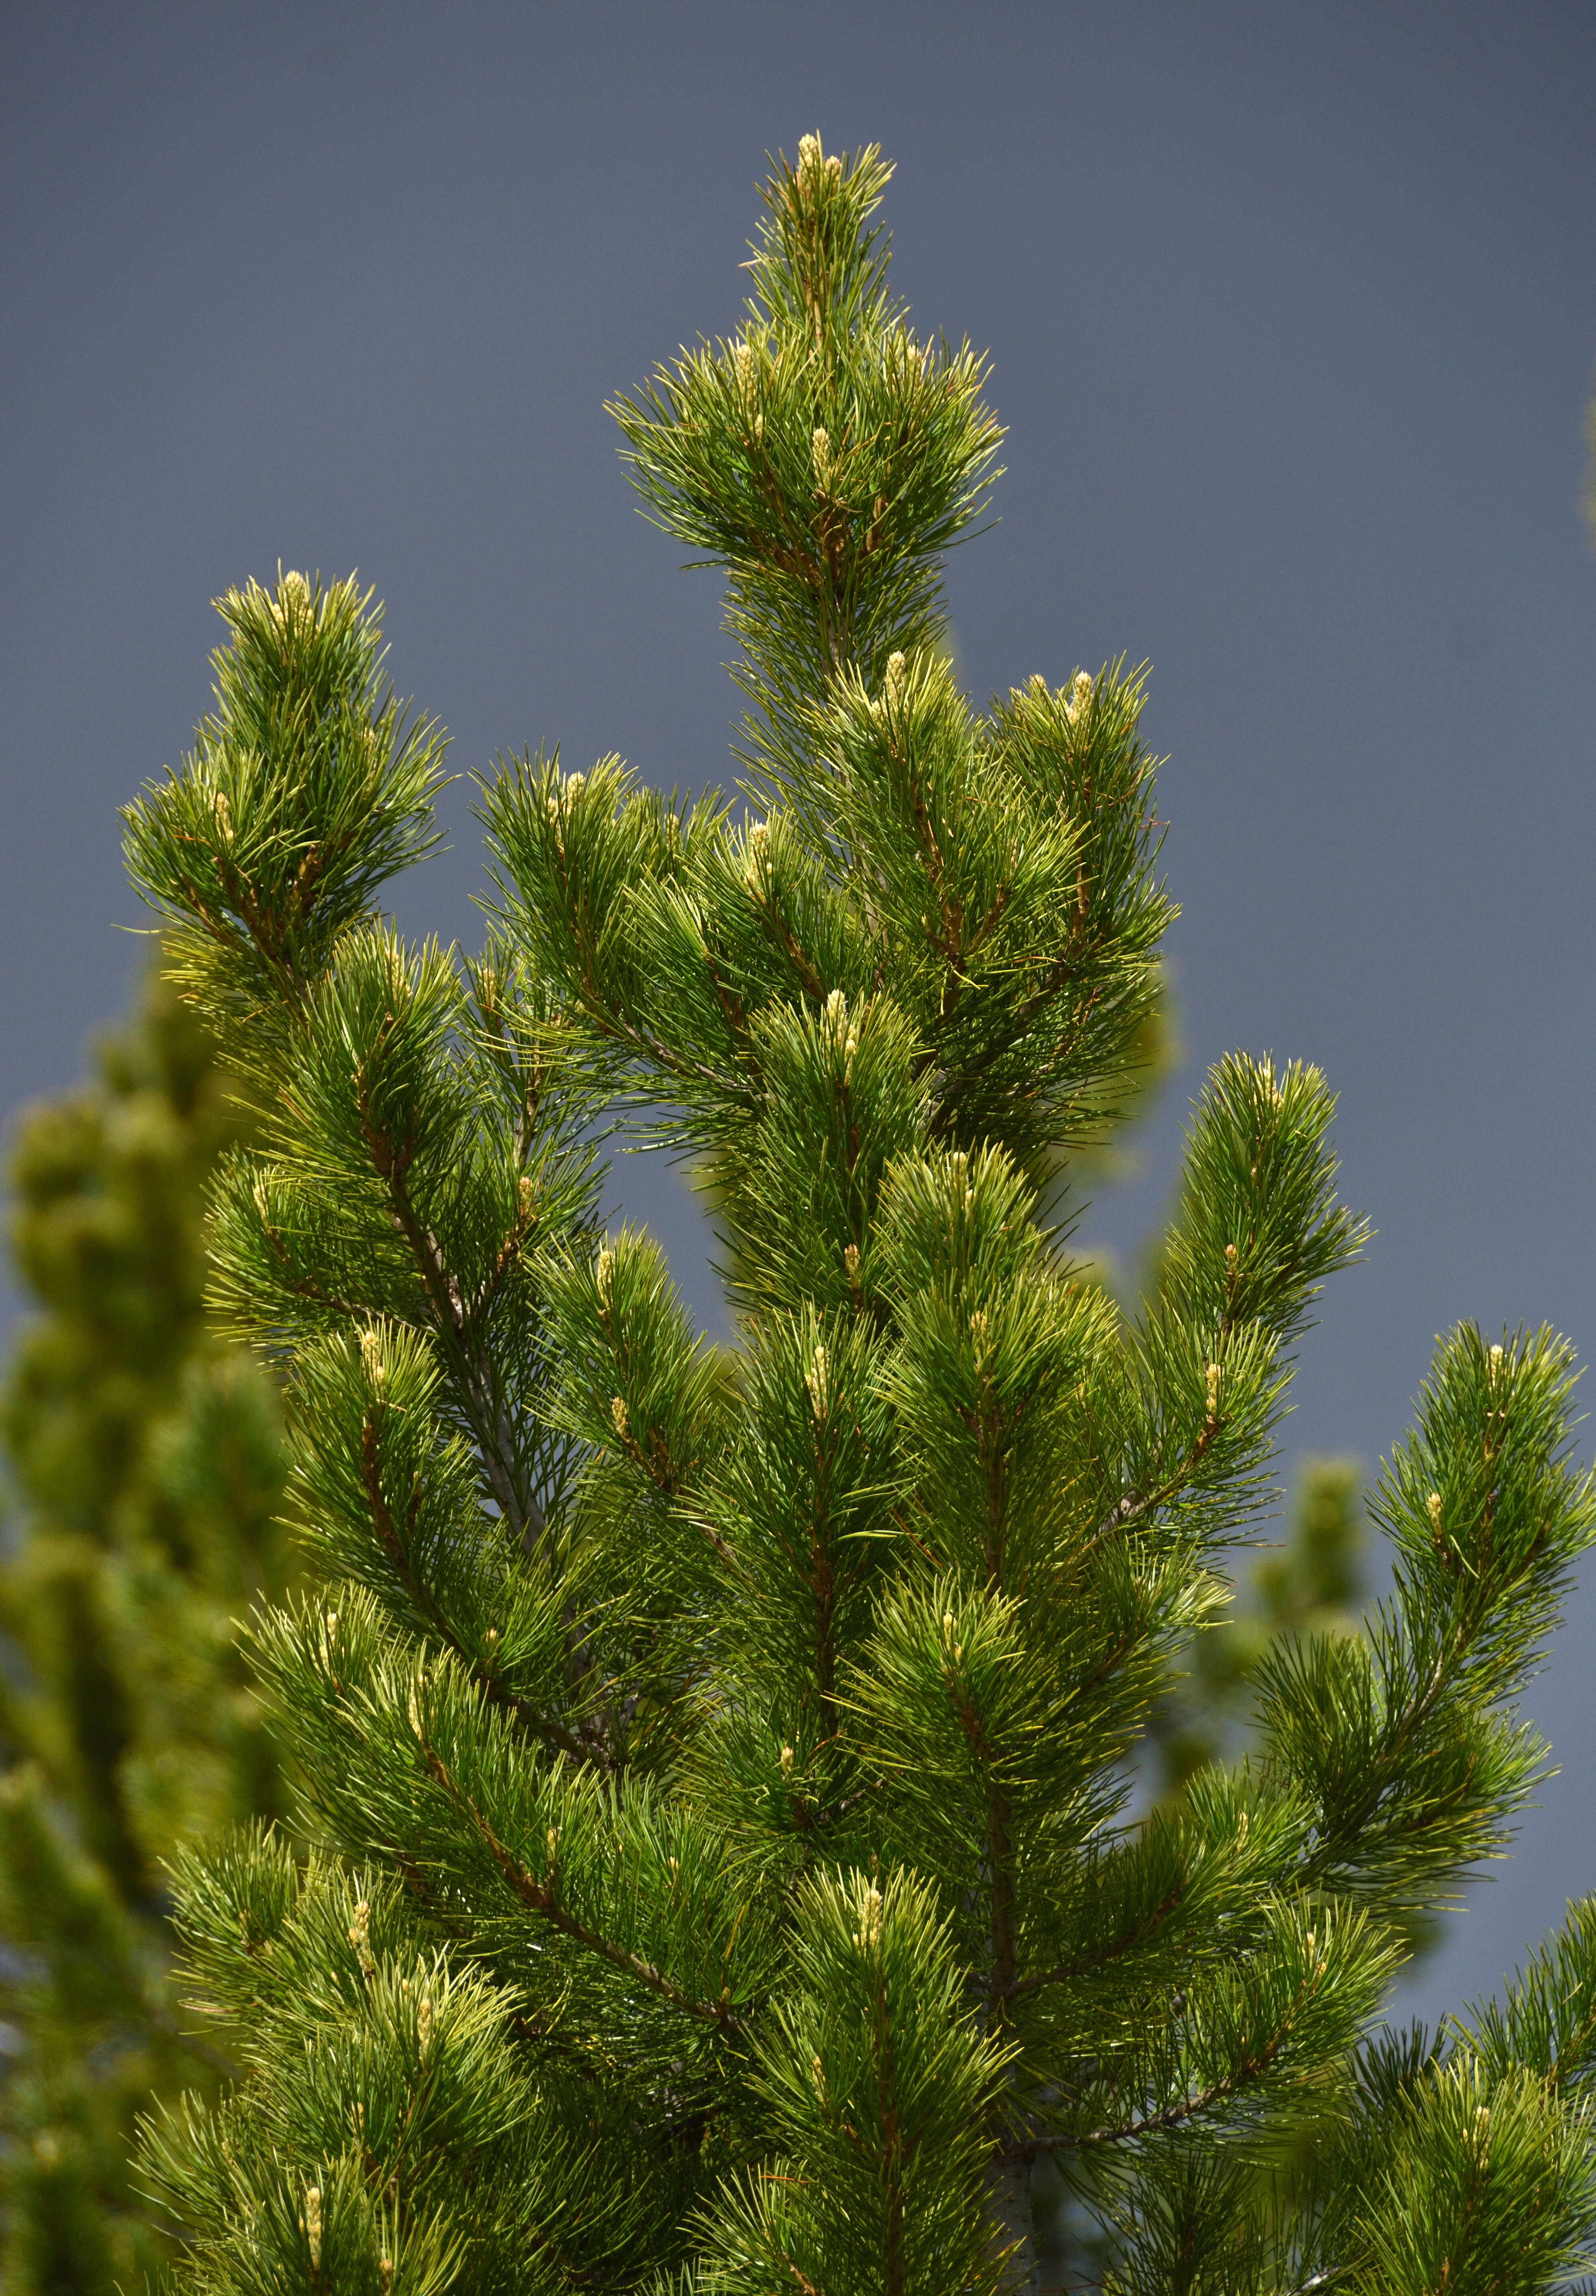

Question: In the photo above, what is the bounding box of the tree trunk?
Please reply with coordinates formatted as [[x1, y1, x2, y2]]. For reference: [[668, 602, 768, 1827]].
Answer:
[[986, 2149, 1037, 2293]]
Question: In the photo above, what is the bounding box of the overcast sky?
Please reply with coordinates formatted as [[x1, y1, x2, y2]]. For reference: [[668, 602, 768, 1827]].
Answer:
[[4, 0, 1594, 2031]]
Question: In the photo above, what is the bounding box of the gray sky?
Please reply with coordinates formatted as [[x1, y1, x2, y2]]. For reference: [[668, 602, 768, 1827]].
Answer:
[[4, 0, 1594, 2031]]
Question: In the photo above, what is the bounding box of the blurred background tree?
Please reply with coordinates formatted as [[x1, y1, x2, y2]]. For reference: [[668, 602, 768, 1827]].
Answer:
[[0, 957, 290, 2294], [1144, 1453, 1365, 1791]]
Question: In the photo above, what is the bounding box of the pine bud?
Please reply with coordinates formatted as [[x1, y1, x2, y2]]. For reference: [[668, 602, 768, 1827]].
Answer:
[[804, 1343, 830, 1421], [780, 1742, 794, 1775], [853, 1881, 883, 1952], [610, 1394, 630, 1441], [379, 2263, 394, 2294], [797, 133, 823, 197], [348, 1898, 376, 1979], [1029, 672, 1048, 694], [595, 1246, 614, 1306], [812, 426, 832, 490], [734, 338, 757, 402], [1205, 1362, 1222, 1419], [359, 1328, 387, 1389], [883, 650, 907, 709], [273, 571, 310, 628], [843, 1241, 860, 1287], [825, 154, 842, 189], [303, 2185, 322, 2269], [545, 770, 583, 841], [417, 1993, 434, 2059], [812, 2050, 826, 2100], [1489, 1342, 1504, 1383], [745, 818, 770, 891]]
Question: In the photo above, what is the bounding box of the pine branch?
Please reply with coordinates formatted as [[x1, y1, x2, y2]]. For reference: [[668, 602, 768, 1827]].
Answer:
[[413, 1732, 748, 2040], [355, 1417, 593, 1772]]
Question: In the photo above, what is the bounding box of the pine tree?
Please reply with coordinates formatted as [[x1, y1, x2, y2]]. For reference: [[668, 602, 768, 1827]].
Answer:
[[121, 140, 1596, 2292], [0, 966, 290, 2292]]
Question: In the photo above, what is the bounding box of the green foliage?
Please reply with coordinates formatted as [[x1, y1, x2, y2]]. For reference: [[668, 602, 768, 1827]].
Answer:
[[609, 140, 1002, 823], [116, 136, 1596, 2292], [122, 573, 448, 1074], [691, 1869, 1009, 2294], [140, 1834, 624, 2296], [0, 966, 291, 2290]]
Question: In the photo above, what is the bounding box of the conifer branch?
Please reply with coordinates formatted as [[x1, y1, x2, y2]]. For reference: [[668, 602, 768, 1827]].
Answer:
[[1044, 1984, 1310, 2150], [356, 1418, 592, 1771], [998, 1881, 1188, 2002], [415, 1739, 747, 2039], [358, 1098, 546, 1556], [259, 1218, 365, 1319]]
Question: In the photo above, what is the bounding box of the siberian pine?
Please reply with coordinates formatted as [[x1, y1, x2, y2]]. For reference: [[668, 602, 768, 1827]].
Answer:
[[120, 138, 1596, 2293]]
